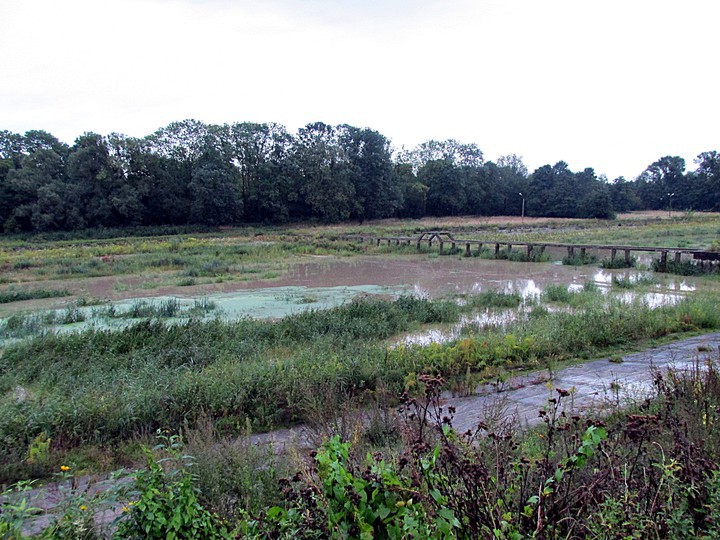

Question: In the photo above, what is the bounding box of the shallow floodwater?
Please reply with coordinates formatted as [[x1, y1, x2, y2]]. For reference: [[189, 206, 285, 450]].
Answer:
[[0, 256, 704, 344]]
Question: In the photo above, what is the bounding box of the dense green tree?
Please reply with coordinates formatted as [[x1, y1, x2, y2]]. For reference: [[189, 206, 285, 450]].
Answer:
[[494, 155, 530, 216], [420, 159, 466, 216], [337, 125, 399, 221], [527, 162, 574, 217], [2, 148, 70, 231], [0, 120, 716, 233], [147, 120, 211, 196], [294, 122, 357, 222], [220, 122, 295, 222], [398, 139, 484, 171], [693, 151, 720, 210], [636, 156, 686, 210], [0, 130, 25, 168], [22, 130, 70, 159], [66, 133, 143, 227], [189, 145, 243, 225], [580, 185, 615, 219], [609, 177, 642, 213], [106, 133, 192, 225]]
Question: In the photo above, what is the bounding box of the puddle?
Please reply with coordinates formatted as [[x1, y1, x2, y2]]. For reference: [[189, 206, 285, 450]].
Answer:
[[0, 256, 708, 345], [616, 291, 684, 309], [401, 309, 521, 347]]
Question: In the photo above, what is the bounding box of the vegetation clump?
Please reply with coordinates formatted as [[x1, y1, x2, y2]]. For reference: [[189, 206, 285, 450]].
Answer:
[[654, 258, 720, 276], [10, 361, 719, 539], [601, 256, 637, 269], [561, 252, 598, 266], [0, 288, 70, 304], [1, 292, 719, 485]]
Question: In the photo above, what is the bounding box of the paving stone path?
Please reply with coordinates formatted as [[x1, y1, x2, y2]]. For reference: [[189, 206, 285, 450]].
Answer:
[[252, 332, 720, 447], [7, 332, 720, 536]]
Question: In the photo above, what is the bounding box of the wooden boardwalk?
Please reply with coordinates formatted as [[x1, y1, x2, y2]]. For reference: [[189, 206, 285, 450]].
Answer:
[[338, 231, 720, 270]]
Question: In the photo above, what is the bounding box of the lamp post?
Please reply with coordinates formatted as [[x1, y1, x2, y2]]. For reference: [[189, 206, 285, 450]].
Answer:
[[519, 192, 525, 222], [667, 192, 675, 218]]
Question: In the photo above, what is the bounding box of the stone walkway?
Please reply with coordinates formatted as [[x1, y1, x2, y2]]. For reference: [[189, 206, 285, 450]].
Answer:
[[252, 332, 719, 448], [6, 332, 719, 536], [449, 332, 718, 433]]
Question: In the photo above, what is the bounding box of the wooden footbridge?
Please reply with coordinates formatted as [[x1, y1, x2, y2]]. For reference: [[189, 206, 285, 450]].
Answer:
[[338, 231, 720, 270]]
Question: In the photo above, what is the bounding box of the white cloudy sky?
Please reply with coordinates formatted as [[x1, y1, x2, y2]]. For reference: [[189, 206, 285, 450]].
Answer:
[[1, 0, 718, 179]]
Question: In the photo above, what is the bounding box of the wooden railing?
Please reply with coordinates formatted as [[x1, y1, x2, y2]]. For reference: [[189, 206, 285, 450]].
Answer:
[[337, 231, 720, 270]]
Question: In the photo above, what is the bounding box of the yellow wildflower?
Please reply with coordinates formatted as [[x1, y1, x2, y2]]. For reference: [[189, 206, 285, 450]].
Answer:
[[79, 505, 87, 511], [60, 465, 70, 471]]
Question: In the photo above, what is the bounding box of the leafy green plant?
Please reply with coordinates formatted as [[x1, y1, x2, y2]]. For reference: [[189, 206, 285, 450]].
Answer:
[[601, 256, 636, 269], [543, 284, 574, 303], [27, 432, 52, 468], [561, 252, 598, 266], [0, 480, 41, 539], [114, 433, 230, 540]]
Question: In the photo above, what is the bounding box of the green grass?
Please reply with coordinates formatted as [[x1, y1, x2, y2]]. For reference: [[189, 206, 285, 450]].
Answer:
[[1, 291, 719, 483], [0, 288, 70, 304]]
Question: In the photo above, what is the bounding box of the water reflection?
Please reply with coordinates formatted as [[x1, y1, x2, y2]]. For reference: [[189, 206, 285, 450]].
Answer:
[[616, 291, 684, 308], [401, 309, 520, 347], [1, 255, 706, 346]]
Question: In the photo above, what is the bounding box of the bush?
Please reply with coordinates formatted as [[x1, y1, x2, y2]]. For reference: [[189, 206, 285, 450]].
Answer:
[[601, 256, 636, 269], [115, 433, 230, 540]]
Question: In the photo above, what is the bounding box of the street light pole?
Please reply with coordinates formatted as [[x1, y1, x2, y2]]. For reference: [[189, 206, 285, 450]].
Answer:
[[667, 192, 675, 218], [519, 192, 525, 222]]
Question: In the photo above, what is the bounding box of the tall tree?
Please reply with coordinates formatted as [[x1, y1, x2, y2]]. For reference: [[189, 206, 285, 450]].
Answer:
[[3, 148, 70, 231], [609, 177, 642, 213], [420, 158, 466, 216], [188, 143, 243, 225], [66, 133, 142, 227], [398, 139, 484, 171], [221, 122, 294, 222], [636, 156, 686, 210], [693, 151, 720, 210], [293, 122, 357, 222], [337, 125, 399, 221]]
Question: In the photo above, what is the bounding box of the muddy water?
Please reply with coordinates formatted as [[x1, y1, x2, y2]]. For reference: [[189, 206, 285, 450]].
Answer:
[[0, 256, 706, 342], [253, 256, 600, 298]]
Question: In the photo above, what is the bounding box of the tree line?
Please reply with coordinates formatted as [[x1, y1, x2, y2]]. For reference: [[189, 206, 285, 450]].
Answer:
[[0, 120, 718, 233]]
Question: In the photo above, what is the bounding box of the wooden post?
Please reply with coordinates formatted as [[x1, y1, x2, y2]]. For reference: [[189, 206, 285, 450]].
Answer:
[[660, 251, 668, 272], [580, 247, 586, 258], [527, 244, 533, 258], [495, 243, 500, 255], [674, 252, 681, 263], [624, 249, 631, 264], [451, 242, 456, 252], [466, 242, 471, 256], [439, 241, 444, 253], [611, 248, 617, 263], [376, 238, 381, 246], [568, 247, 575, 258]]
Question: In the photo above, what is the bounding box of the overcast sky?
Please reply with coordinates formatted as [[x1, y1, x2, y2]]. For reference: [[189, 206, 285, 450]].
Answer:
[[1, 0, 718, 180]]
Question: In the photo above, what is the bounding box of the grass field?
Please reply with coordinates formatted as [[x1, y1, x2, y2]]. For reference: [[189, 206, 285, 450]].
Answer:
[[2, 213, 720, 538]]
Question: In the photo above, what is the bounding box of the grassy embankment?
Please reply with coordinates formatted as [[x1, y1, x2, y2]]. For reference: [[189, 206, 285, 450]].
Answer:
[[1, 287, 719, 483]]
